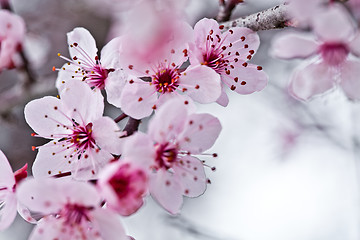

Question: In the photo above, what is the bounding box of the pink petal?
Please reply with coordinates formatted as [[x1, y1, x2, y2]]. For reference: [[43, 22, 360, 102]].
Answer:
[[148, 98, 188, 144], [32, 141, 74, 179], [289, 62, 336, 101], [150, 170, 183, 214], [119, 79, 157, 119], [0, 150, 15, 188], [0, 193, 17, 231], [222, 27, 260, 61], [67, 27, 98, 61], [216, 85, 229, 107], [173, 156, 206, 198], [105, 70, 129, 108], [339, 60, 360, 100], [91, 208, 128, 240], [92, 116, 124, 155], [180, 65, 221, 103], [29, 216, 103, 240], [97, 162, 148, 216], [60, 80, 104, 123], [193, 18, 222, 52], [222, 63, 268, 94], [17, 202, 37, 224], [271, 32, 318, 59], [122, 132, 156, 167], [55, 63, 83, 92], [312, 5, 355, 42], [17, 178, 100, 214], [100, 36, 122, 68], [179, 113, 222, 154], [349, 33, 360, 57], [24, 96, 72, 138]]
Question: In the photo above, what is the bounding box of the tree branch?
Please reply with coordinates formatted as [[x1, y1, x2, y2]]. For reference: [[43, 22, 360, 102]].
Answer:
[[216, 0, 244, 22], [220, 3, 290, 31], [123, 117, 141, 137]]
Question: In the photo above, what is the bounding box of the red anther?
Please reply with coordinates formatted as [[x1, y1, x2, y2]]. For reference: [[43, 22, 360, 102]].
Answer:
[[31, 133, 36, 136], [52, 66, 56, 71], [31, 146, 36, 151]]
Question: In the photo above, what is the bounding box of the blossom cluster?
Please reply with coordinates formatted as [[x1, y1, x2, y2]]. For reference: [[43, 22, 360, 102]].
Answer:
[[0, 1, 268, 238]]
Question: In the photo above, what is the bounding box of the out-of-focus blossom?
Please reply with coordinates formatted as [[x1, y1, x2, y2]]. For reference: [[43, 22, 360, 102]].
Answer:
[[111, 23, 221, 119], [97, 161, 148, 216], [0, 150, 32, 231], [348, 0, 360, 19], [272, 5, 360, 101], [25, 81, 124, 180], [189, 18, 268, 106], [55, 27, 125, 93], [122, 99, 221, 214], [0, 9, 25, 71], [17, 178, 127, 240]]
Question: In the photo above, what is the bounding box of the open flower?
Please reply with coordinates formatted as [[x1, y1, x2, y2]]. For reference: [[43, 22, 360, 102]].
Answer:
[[25, 81, 124, 180], [272, 5, 360, 101], [55, 27, 125, 93], [17, 178, 127, 240], [189, 18, 268, 106], [0, 9, 25, 71], [0, 150, 31, 231], [97, 161, 148, 216], [122, 99, 221, 214]]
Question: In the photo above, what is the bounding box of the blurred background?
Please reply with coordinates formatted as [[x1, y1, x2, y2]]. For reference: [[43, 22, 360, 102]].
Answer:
[[1, 0, 359, 239]]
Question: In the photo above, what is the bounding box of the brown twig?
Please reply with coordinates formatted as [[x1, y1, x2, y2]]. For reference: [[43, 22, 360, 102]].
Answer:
[[114, 113, 128, 123], [216, 0, 244, 22], [220, 3, 290, 31], [123, 117, 141, 137]]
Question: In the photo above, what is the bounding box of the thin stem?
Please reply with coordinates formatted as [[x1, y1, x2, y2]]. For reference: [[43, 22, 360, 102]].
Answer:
[[123, 117, 141, 137], [216, 0, 243, 22], [53, 171, 72, 178], [114, 113, 128, 123], [20, 50, 37, 87]]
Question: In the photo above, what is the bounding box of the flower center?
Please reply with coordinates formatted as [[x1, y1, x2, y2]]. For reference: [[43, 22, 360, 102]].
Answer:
[[61, 203, 93, 225], [155, 142, 178, 169], [70, 123, 95, 151], [202, 50, 226, 74], [320, 42, 349, 66], [152, 68, 180, 93]]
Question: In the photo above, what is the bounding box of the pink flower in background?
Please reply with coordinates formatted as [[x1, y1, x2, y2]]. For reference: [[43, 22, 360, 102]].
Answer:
[[111, 31, 221, 119], [0, 150, 31, 231], [189, 18, 268, 106], [55, 27, 125, 93], [25, 81, 124, 180], [0, 9, 25, 71], [17, 178, 127, 240], [122, 99, 221, 214], [272, 5, 360, 101], [97, 161, 148, 216]]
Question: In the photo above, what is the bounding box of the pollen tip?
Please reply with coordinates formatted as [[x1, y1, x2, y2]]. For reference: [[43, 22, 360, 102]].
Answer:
[[31, 133, 36, 137], [57, 53, 61, 57], [52, 66, 56, 71], [31, 146, 36, 151]]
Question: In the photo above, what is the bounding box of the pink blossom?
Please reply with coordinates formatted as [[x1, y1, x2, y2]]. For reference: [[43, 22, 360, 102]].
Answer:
[[25, 81, 124, 180], [0, 150, 31, 231], [16, 178, 127, 240], [0, 9, 25, 71], [55, 27, 125, 94], [97, 161, 148, 216], [122, 99, 221, 214], [189, 18, 268, 106], [272, 5, 360, 101], [111, 30, 221, 119]]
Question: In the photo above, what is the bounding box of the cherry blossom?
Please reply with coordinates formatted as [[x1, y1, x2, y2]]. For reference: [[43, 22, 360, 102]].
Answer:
[[122, 99, 221, 214], [0, 150, 31, 231], [55, 27, 125, 94], [189, 18, 268, 106], [24, 81, 124, 180], [16, 177, 127, 240], [272, 5, 360, 101], [0, 9, 25, 71], [97, 161, 148, 216]]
